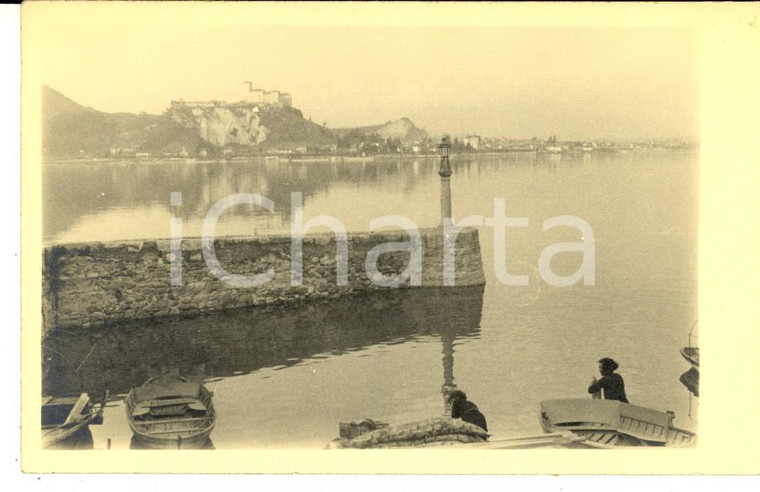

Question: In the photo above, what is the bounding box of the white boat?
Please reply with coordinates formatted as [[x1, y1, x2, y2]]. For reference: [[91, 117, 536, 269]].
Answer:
[[539, 399, 695, 448]]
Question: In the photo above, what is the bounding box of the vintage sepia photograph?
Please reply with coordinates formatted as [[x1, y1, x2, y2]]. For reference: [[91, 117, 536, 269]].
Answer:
[[18, 1, 760, 477]]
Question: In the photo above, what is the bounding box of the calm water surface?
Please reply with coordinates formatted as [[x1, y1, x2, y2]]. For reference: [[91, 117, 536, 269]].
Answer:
[[43, 151, 698, 449]]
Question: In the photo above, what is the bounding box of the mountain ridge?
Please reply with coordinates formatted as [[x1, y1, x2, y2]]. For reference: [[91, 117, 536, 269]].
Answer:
[[41, 86, 431, 159]]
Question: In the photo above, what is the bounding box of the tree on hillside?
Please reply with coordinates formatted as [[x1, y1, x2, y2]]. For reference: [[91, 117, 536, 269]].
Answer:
[[337, 128, 364, 149]]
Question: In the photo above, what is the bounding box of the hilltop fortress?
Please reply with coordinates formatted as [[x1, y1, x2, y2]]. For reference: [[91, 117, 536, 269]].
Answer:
[[169, 83, 292, 112], [243, 81, 292, 107], [166, 83, 296, 147]]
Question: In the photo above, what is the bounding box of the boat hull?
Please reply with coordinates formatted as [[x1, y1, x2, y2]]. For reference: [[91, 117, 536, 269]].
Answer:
[[43, 425, 94, 450], [680, 347, 699, 368], [679, 367, 699, 397], [129, 423, 215, 449], [539, 399, 695, 448], [42, 393, 102, 449], [43, 420, 92, 449], [125, 375, 216, 450]]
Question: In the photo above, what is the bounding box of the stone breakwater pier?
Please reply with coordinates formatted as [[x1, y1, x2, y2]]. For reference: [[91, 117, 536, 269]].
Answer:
[[42, 228, 485, 334]]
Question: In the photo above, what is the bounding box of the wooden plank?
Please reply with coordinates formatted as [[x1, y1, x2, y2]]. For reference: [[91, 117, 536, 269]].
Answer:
[[467, 432, 584, 449], [132, 416, 212, 427], [599, 433, 616, 444], [63, 393, 89, 425], [486, 432, 571, 443], [141, 427, 210, 436], [41, 396, 53, 407], [550, 425, 616, 432], [138, 398, 199, 408]]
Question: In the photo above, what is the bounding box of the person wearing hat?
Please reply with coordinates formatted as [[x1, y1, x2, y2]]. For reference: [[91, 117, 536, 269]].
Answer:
[[588, 357, 629, 403], [447, 390, 488, 431]]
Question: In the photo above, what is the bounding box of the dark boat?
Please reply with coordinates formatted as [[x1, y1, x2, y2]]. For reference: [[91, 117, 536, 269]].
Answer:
[[679, 327, 699, 396], [680, 346, 699, 368], [125, 374, 215, 449], [680, 366, 699, 397], [42, 393, 104, 449], [539, 399, 696, 448]]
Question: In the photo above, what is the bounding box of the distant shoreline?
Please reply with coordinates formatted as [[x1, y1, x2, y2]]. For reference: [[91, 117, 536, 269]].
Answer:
[[42, 147, 698, 165]]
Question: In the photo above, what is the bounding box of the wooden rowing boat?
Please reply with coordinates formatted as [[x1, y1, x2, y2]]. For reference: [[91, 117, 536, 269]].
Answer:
[[42, 393, 103, 449], [539, 399, 695, 448], [125, 374, 215, 449]]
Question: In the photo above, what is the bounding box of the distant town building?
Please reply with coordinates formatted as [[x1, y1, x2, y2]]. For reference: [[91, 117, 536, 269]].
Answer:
[[248, 86, 292, 106], [264, 90, 280, 105], [249, 89, 264, 103], [463, 135, 481, 150]]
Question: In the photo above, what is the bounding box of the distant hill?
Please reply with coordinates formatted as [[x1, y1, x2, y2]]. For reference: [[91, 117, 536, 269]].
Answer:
[[42, 86, 207, 159], [42, 86, 339, 159], [256, 105, 334, 149], [42, 87, 91, 120], [332, 118, 429, 144], [41, 86, 430, 159]]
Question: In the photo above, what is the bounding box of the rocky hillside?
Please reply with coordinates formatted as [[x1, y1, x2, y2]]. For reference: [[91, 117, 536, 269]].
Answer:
[[42, 86, 208, 159], [333, 117, 429, 144], [42, 87, 336, 159], [256, 105, 334, 149], [42, 86, 429, 159], [168, 103, 269, 147]]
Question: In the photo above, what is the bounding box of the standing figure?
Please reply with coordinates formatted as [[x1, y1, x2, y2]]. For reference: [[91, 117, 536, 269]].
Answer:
[[447, 390, 488, 432], [588, 357, 629, 403]]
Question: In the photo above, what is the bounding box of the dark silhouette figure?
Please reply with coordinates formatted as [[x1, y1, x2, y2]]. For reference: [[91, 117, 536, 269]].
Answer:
[[448, 390, 488, 432], [588, 358, 629, 403]]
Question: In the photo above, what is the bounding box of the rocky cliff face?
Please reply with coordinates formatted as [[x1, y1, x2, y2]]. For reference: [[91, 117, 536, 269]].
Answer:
[[333, 117, 429, 144], [169, 105, 269, 147], [374, 118, 427, 142]]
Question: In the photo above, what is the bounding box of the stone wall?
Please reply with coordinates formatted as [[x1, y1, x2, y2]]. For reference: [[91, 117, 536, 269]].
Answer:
[[42, 227, 485, 333]]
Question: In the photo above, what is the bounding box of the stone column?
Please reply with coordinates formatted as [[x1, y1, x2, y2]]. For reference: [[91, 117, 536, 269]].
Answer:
[[438, 153, 452, 224], [440, 174, 452, 224]]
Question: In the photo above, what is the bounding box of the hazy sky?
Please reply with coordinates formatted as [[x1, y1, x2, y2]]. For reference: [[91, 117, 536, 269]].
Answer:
[[38, 23, 698, 140]]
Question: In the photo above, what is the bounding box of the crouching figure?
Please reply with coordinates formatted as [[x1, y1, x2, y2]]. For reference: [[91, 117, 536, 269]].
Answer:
[[448, 390, 488, 432]]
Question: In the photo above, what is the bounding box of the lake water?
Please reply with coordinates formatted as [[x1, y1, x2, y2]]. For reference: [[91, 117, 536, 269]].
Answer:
[[42, 150, 699, 449]]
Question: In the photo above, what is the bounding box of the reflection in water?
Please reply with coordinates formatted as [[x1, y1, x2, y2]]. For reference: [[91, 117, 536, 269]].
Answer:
[[44, 286, 484, 449], [43, 158, 443, 243], [43, 286, 485, 398], [441, 329, 456, 416], [42, 151, 698, 446]]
